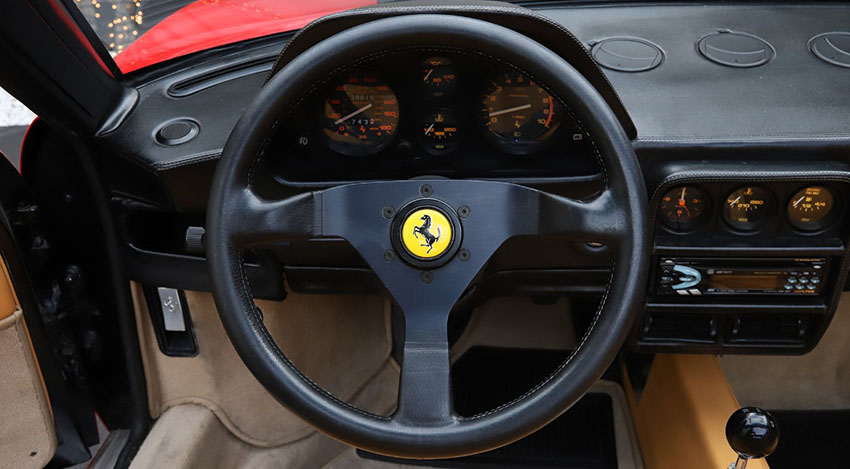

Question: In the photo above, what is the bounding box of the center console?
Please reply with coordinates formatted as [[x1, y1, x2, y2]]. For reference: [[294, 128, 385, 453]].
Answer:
[[633, 171, 850, 354]]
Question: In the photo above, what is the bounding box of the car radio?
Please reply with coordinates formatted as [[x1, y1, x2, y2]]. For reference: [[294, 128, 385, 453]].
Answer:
[[657, 257, 827, 296]]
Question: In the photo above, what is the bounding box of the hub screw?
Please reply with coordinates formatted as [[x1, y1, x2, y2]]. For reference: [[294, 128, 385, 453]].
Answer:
[[458, 249, 470, 261], [420, 184, 433, 197], [458, 205, 470, 218], [420, 271, 433, 284], [382, 206, 395, 219], [383, 250, 395, 262]]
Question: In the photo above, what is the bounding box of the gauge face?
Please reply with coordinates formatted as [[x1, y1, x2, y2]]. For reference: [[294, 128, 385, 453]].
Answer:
[[321, 69, 399, 156], [421, 109, 459, 155], [659, 186, 708, 231], [723, 186, 773, 231], [787, 186, 836, 231], [421, 57, 457, 95], [480, 69, 563, 154]]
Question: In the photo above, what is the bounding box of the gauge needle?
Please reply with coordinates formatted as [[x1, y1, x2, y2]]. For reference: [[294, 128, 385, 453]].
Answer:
[[334, 103, 372, 125], [423, 69, 434, 82], [729, 196, 742, 207], [793, 196, 806, 207], [424, 123, 435, 135], [488, 104, 532, 117]]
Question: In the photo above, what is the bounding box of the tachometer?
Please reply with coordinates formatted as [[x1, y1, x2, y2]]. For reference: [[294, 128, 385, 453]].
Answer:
[[322, 69, 399, 156], [480, 68, 563, 154]]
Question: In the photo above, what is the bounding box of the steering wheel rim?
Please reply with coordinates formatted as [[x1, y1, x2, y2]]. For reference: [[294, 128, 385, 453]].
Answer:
[[207, 14, 649, 459]]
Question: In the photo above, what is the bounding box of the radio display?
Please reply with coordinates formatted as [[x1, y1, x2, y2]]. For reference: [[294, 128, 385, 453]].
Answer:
[[708, 273, 784, 291]]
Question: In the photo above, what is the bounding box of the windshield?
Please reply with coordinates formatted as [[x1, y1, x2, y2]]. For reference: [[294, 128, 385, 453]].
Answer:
[[70, 0, 377, 73]]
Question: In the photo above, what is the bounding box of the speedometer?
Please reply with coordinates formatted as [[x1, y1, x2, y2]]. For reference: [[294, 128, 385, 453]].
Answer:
[[480, 68, 563, 154], [322, 69, 399, 156]]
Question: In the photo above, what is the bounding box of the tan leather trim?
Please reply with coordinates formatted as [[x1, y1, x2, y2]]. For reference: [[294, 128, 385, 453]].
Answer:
[[1, 255, 52, 418], [624, 354, 769, 469], [1, 258, 20, 320]]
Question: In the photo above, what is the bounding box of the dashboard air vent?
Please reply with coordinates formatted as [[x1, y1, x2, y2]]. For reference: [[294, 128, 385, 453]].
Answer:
[[590, 37, 664, 72], [809, 32, 850, 68], [698, 30, 774, 68]]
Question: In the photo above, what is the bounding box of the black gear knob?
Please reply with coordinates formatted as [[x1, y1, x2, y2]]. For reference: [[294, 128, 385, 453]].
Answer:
[[726, 407, 780, 461]]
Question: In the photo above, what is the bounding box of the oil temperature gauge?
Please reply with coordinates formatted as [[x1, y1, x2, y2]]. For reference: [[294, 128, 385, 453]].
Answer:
[[420, 109, 459, 155], [659, 185, 708, 231], [723, 186, 774, 231]]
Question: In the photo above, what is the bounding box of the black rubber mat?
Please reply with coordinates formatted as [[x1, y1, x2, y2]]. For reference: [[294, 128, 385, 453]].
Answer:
[[360, 347, 618, 468], [766, 410, 850, 469]]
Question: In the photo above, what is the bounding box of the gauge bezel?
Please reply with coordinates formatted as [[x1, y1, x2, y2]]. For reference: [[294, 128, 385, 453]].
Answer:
[[657, 185, 712, 233], [319, 67, 401, 157], [420, 56, 459, 98], [721, 185, 777, 233], [418, 108, 461, 156], [478, 67, 565, 156], [786, 185, 841, 233]]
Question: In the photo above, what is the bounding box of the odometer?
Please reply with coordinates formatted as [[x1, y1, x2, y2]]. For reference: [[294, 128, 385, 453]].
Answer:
[[480, 68, 563, 154], [322, 69, 399, 156]]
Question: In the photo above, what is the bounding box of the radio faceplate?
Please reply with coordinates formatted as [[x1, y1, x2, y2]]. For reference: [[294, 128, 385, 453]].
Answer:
[[657, 257, 827, 296]]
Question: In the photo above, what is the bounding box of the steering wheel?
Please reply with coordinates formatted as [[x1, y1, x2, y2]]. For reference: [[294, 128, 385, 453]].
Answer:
[[207, 14, 649, 460]]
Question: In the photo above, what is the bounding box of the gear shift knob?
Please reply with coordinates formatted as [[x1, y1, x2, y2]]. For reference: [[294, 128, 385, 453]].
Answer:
[[725, 407, 779, 469]]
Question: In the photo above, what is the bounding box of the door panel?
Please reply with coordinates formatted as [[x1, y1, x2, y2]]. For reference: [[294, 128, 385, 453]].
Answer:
[[0, 256, 56, 468]]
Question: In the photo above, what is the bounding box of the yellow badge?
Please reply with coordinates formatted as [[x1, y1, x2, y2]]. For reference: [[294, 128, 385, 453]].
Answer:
[[401, 208, 453, 259]]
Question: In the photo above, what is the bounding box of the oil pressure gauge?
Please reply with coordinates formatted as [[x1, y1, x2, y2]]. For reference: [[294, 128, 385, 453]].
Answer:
[[787, 186, 837, 231], [723, 186, 774, 231]]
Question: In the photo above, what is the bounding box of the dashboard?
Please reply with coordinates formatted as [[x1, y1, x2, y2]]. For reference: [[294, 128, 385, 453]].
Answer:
[[268, 52, 597, 183], [98, 1, 850, 357]]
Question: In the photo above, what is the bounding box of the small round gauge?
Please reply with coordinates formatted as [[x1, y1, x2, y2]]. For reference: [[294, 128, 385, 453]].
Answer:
[[659, 186, 708, 231], [321, 69, 399, 156], [723, 186, 774, 231], [421, 57, 457, 95], [787, 186, 837, 231], [480, 68, 563, 154], [420, 109, 459, 155]]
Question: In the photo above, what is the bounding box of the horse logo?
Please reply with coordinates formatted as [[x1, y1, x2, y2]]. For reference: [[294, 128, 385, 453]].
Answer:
[[412, 214, 442, 253]]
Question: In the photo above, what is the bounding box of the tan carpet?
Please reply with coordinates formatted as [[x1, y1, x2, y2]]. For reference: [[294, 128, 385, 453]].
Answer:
[[132, 283, 395, 447], [719, 292, 850, 410]]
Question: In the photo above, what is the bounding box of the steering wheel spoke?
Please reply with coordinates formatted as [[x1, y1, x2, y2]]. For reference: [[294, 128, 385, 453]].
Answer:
[[394, 306, 455, 426], [537, 189, 627, 244], [228, 189, 322, 248]]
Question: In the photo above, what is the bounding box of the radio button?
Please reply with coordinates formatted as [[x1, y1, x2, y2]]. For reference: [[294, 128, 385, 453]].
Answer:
[[788, 278, 797, 283], [784, 284, 794, 290], [660, 276, 674, 285], [812, 278, 821, 284], [799, 278, 810, 284]]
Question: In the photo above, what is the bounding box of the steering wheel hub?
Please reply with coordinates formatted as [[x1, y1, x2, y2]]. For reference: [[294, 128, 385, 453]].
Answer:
[[393, 198, 461, 267]]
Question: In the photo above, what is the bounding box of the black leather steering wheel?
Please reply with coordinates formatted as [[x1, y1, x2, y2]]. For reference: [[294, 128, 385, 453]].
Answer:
[[207, 14, 649, 459]]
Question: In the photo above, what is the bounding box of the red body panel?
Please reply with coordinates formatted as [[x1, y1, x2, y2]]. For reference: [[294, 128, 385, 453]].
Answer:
[[115, 0, 376, 73]]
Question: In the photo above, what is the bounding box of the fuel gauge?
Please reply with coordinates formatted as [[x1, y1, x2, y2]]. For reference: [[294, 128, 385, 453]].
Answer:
[[421, 109, 459, 155]]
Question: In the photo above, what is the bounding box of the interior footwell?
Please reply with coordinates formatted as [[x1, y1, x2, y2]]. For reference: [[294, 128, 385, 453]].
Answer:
[[766, 410, 850, 469]]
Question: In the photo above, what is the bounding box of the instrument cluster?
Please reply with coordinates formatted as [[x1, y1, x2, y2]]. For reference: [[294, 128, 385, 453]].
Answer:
[[658, 183, 843, 235], [272, 53, 596, 183]]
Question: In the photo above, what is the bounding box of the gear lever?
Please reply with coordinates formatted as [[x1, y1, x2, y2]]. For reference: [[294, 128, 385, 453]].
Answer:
[[725, 407, 780, 469]]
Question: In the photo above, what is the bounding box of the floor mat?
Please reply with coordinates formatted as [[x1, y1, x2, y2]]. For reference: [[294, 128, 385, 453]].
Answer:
[[361, 347, 617, 468], [767, 410, 850, 469]]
